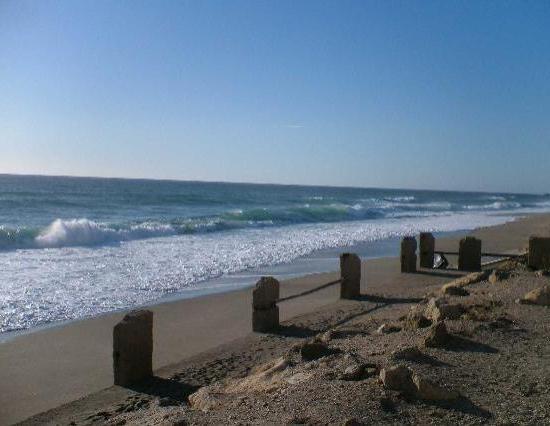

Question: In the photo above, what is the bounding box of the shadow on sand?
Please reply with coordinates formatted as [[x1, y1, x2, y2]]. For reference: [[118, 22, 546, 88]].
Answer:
[[127, 376, 198, 404], [413, 269, 466, 279], [446, 335, 499, 354], [357, 294, 424, 305], [426, 396, 493, 420]]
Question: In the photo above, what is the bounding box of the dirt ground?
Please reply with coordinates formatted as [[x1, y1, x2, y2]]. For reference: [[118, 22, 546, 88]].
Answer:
[[22, 257, 550, 426]]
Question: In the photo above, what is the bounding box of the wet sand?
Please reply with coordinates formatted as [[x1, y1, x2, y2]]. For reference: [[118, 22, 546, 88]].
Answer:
[[2, 213, 549, 424]]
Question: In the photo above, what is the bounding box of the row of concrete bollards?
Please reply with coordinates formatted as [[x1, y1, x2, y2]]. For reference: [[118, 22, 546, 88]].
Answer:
[[402, 233, 550, 273], [111, 237, 550, 388], [402, 233, 483, 272], [111, 252, 363, 386], [252, 252, 362, 332]]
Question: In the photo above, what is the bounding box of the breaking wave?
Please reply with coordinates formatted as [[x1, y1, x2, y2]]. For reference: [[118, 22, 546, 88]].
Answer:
[[2, 196, 550, 251]]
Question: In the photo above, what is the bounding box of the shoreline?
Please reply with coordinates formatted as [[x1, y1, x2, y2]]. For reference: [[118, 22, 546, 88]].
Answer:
[[2, 213, 550, 424], [0, 220, 509, 344]]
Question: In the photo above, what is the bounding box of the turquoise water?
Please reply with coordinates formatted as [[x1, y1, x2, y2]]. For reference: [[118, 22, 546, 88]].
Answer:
[[1, 174, 549, 333]]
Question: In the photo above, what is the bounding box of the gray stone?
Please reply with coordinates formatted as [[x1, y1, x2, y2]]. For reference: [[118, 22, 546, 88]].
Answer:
[[521, 285, 550, 306], [419, 232, 435, 269], [391, 346, 424, 362], [376, 323, 402, 334], [442, 285, 470, 296], [400, 237, 417, 273], [458, 237, 482, 272], [424, 321, 451, 348], [379, 365, 415, 393], [528, 236, 550, 270], [252, 305, 279, 332], [412, 373, 459, 400], [403, 304, 432, 330], [342, 364, 365, 381], [489, 270, 509, 284], [424, 297, 463, 322], [340, 253, 361, 299], [300, 341, 333, 361], [113, 310, 153, 386]]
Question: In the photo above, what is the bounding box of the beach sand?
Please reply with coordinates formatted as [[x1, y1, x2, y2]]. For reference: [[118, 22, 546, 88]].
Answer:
[[2, 214, 550, 424]]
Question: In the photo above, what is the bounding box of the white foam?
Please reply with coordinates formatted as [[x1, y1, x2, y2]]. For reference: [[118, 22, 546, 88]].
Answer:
[[34, 218, 176, 248], [1, 212, 516, 333], [464, 202, 521, 210]]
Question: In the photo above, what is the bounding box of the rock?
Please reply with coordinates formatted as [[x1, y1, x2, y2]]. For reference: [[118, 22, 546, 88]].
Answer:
[[440, 271, 490, 294], [379, 365, 415, 393], [318, 330, 334, 343], [489, 270, 510, 284], [300, 342, 333, 361], [412, 373, 459, 400], [364, 367, 378, 377], [342, 364, 365, 381], [391, 346, 424, 362], [376, 323, 402, 334], [424, 298, 463, 322], [442, 286, 470, 296], [520, 285, 550, 306], [188, 386, 222, 412], [424, 321, 451, 348], [403, 305, 432, 330]]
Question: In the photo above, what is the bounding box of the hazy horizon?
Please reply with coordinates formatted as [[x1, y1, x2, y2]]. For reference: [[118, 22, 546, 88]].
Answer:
[[1, 171, 546, 196]]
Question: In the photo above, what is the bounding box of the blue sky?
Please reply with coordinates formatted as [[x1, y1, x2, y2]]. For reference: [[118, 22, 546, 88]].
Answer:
[[1, 1, 549, 193]]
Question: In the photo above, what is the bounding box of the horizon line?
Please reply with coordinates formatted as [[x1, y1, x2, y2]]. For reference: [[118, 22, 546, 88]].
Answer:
[[0, 172, 542, 197]]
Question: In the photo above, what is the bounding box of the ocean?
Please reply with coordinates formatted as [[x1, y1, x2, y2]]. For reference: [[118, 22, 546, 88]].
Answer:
[[1, 174, 549, 335]]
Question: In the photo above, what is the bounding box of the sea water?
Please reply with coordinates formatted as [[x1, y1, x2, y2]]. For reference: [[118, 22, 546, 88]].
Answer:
[[1, 174, 549, 334]]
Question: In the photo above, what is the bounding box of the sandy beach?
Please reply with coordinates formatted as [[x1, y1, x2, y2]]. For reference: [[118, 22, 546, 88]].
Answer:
[[2, 213, 550, 425]]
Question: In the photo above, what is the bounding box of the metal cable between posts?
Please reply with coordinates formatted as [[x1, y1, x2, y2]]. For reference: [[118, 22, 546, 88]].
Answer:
[[435, 251, 523, 258], [276, 278, 342, 304]]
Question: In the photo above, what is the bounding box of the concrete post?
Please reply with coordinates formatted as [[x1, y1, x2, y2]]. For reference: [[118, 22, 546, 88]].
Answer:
[[252, 277, 280, 332], [458, 237, 482, 271], [528, 236, 550, 270], [340, 253, 361, 299], [113, 310, 153, 386], [419, 232, 435, 269], [400, 236, 417, 273]]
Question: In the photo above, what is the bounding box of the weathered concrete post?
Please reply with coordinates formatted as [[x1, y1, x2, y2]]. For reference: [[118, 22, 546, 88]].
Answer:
[[113, 310, 153, 386], [340, 253, 361, 299], [419, 232, 435, 269], [458, 237, 482, 271], [252, 277, 280, 332], [528, 236, 550, 270], [400, 236, 417, 273]]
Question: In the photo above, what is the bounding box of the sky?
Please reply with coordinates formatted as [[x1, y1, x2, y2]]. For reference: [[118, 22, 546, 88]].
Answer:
[[1, 1, 549, 193]]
